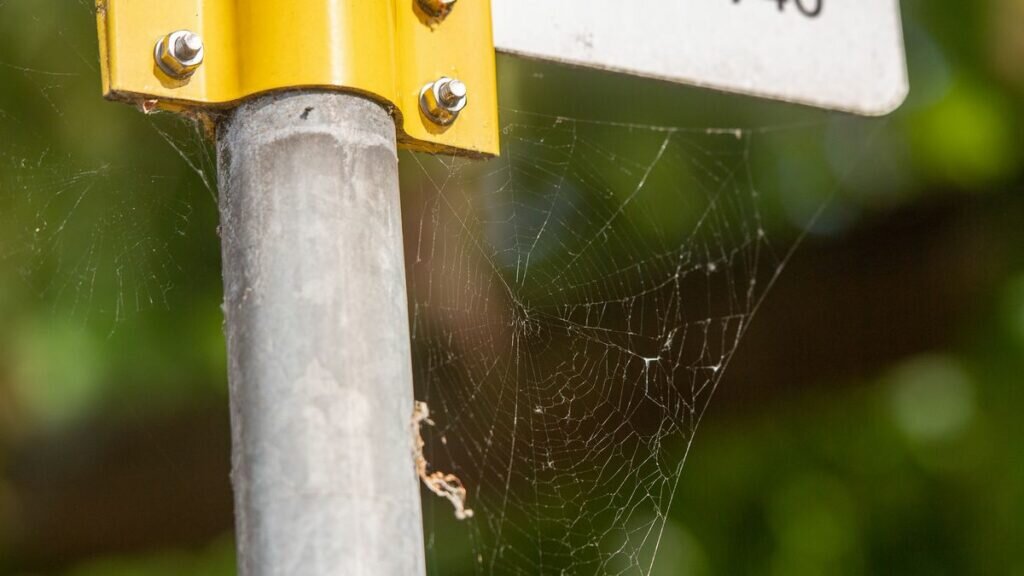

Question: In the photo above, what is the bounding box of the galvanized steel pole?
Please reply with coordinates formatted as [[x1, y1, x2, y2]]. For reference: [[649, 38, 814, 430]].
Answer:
[[216, 92, 426, 576]]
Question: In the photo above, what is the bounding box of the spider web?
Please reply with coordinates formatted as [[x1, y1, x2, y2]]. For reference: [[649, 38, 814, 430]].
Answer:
[[0, 124, 213, 331], [406, 110, 803, 575]]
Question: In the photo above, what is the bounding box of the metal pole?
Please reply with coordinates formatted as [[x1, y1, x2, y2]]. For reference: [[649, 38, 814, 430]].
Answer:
[[216, 91, 426, 576]]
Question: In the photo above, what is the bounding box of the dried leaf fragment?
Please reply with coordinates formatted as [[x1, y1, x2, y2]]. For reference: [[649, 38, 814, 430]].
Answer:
[[412, 400, 474, 520]]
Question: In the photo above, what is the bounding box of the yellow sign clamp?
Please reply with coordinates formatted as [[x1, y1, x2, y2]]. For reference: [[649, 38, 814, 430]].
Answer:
[[96, 0, 500, 157]]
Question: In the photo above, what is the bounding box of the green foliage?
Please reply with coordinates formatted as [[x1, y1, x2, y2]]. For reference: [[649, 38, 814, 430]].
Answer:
[[0, 0, 1021, 574]]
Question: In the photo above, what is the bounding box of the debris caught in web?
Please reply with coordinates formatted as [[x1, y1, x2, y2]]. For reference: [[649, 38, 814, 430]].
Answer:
[[412, 400, 474, 520]]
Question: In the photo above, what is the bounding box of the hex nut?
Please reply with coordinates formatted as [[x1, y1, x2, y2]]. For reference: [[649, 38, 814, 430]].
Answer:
[[417, 0, 457, 19], [420, 77, 468, 126], [154, 30, 204, 80]]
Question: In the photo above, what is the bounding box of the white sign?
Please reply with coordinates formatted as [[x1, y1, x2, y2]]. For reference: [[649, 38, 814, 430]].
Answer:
[[492, 0, 909, 116]]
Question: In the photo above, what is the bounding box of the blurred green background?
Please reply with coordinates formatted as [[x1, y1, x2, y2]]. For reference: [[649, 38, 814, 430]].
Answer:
[[1, 0, 1022, 574]]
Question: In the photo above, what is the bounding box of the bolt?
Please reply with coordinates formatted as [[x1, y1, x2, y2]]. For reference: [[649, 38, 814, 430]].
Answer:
[[174, 32, 203, 61], [155, 30, 204, 80], [438, 79, 467, 107], [418, 0, 457, 19], [420, 77, 468, 126]]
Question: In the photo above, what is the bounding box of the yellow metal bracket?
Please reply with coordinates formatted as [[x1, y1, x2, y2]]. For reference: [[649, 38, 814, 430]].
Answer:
[[96, 0, 499, 157]]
